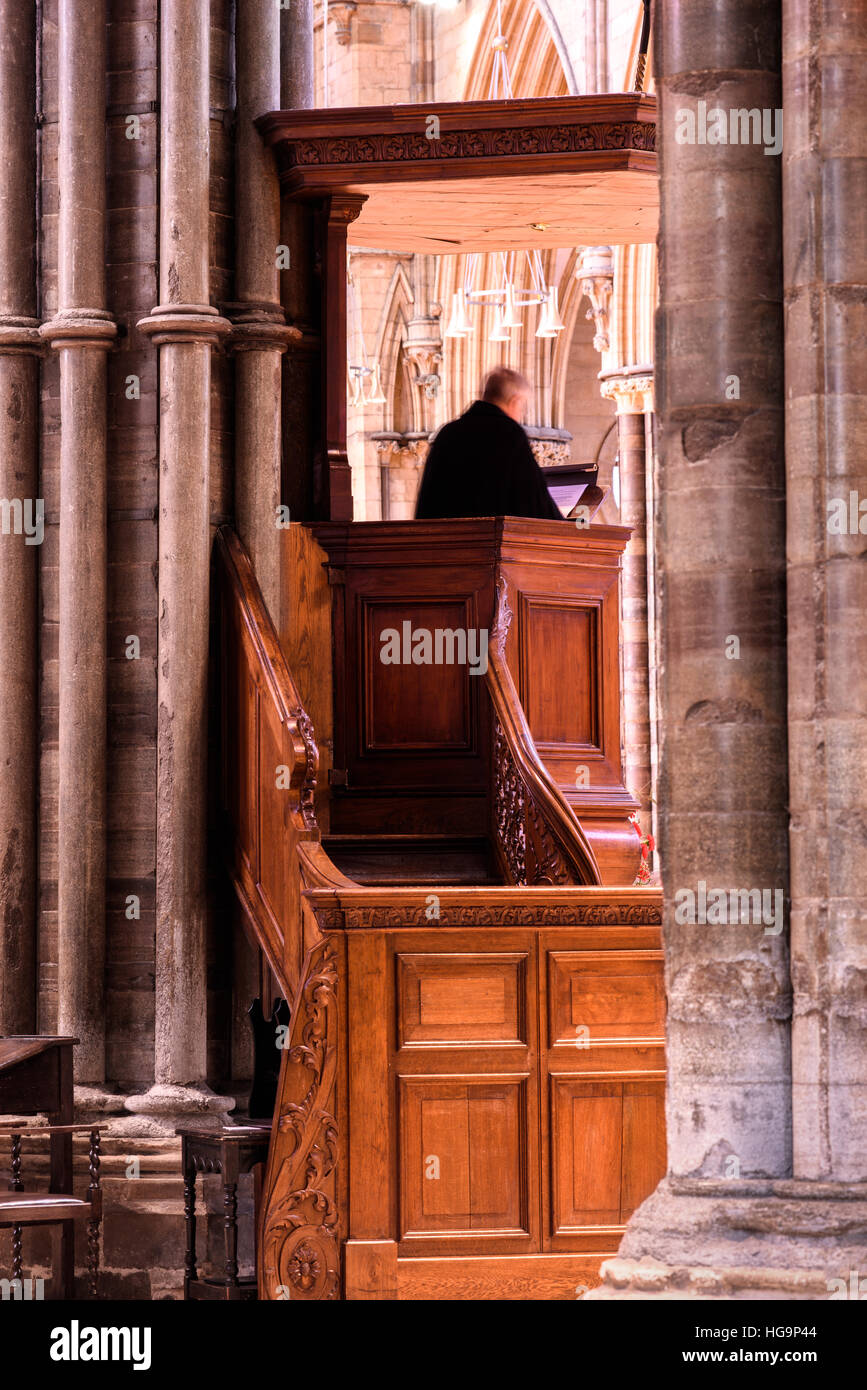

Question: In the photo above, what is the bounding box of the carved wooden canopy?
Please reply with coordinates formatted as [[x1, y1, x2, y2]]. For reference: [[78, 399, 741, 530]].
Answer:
[[257, 94, 657, 253]]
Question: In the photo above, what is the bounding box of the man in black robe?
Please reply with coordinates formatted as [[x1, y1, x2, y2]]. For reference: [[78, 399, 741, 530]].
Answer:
[[414, 366, 564, 521]]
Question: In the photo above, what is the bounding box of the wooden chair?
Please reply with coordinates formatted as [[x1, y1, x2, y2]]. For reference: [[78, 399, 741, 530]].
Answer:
[[0, 1123, 102, 1298]]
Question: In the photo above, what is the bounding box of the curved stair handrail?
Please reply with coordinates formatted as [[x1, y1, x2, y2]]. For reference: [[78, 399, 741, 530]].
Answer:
[[486, 575, 602, 886]]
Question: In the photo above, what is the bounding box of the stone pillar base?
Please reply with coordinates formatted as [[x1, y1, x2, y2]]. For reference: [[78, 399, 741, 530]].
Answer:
[[121, 1084, 235, 1136], [73, 1085, 130, 1120], [586, 1178, 867, 1300]]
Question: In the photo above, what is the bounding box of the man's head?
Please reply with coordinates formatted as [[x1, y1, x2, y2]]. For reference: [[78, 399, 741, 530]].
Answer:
[[481, 366, 532, 424]]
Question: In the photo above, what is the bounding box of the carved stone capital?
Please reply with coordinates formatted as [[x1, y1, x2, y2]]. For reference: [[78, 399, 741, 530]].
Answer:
[[0, 316, 45, 357], [39, 309, 117, 352], [136, 303, 232, 347], [525, 426, 572, 467], [329, 2, 357, 46], [599, 366, 655, 414], [371, 431, 430, 463], [575, 245, 614, 354]]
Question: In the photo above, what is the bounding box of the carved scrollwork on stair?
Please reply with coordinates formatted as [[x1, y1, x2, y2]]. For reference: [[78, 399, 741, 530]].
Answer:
[[525, 796, 572, 886], [260, 939, 340, 1301], [494, 722, 527, 883], [488, 574, 601, 886], [493, 720, 574, 886], [294, 706, 319, 830]]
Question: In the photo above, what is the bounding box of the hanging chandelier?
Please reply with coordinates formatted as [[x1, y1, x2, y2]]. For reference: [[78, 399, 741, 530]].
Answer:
[[443, 0, 565, 345], [347, 266, 386, 407], [445, 250, 566, 342]]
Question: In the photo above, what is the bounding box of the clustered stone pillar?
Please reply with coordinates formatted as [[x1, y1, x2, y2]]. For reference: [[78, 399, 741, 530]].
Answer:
[[279, 0, 318, 523], [783, 0, 867, 1184], [600, 370, 654, 830], [228, 0, 298, 626], [0, 0, 41, 1034], [128, 0, 232, 1129], [653, 0, 791, 1182], [40, 0, 117, 1091], [590, 0, 803, 1301], [281, 0, 314, 110]]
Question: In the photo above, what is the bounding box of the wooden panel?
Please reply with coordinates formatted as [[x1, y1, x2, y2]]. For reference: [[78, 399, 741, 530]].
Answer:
[[564, 1082, 622, 1227], [396, 1252, 615, 1301], [342, 171, 659, 254], [520, 600, 598, 748], [281, 525, 333, 831], [363, 599, 474, 751], [347, 932, 393, 1241], [399, 1077, 528, 1237], [621, 1084, 667, 1219], [550, 1076, 666, 1234], [398, 953, 526, 1045], [344, 1240, 398, 1301], [548, 951, 664, 1045]]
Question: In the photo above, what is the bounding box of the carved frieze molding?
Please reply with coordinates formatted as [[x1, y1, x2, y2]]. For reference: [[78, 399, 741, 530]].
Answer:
[[312, 902, 662, 931], [287, 121, 656, 171]]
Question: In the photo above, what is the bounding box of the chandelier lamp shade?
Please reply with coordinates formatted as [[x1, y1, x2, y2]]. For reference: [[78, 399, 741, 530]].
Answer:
[[444, 251, 566, 342]]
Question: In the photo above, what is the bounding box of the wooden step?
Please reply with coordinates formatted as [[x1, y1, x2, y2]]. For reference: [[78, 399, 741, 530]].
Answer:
[[322, 834, 500, 887]]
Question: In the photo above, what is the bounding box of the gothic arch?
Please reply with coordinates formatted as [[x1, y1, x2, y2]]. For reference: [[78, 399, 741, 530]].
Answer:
[[370, 260, 416, 433]]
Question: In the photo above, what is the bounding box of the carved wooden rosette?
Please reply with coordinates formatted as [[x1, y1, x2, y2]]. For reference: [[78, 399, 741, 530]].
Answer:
[[259, 938, 340, 1301]]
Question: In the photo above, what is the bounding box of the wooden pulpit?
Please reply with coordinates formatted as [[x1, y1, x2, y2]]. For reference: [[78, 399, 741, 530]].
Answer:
[[311, 517, 640, 885]]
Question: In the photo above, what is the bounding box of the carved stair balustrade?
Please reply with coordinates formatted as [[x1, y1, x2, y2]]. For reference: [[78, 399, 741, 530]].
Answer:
[[487, 576, 601, 887], [216, 528, 351, 1301]]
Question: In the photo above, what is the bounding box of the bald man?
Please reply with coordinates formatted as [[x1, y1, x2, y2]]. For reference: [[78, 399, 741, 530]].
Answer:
[[414, 367, 564, 522]]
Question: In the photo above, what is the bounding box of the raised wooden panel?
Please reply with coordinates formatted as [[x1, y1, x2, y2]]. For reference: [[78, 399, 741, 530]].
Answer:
[[397, 953, 526, 1046], [622, 1085, 667, 1217], [519, 598, 599, 749], [362, 599, 476, 752], [550, 1076, 665, 1234], [548, 950, 664, 1045], [399, 1077, 529, 1237]]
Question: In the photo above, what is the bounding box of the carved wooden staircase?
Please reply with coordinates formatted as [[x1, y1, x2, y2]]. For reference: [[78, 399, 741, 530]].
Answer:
[[215, 523, 665, 1301]]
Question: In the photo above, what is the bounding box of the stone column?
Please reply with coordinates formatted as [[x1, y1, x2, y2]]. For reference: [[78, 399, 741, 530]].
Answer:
[[127, 0, 232, 1130], [227, 0, 299, 626], [0, 0, 41, 1034], [784, 0, 867, 1183], [281, 0, 314, 110], [653, 0, 790, 1183], [280, 0, 318, 522], [589, 0, 807, 1301], [600, 370, 654, 831], [40, 0, 117, 1091]]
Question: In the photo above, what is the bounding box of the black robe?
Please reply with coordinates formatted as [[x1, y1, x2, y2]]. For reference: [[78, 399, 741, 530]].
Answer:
[[414, 399, 564, 521]]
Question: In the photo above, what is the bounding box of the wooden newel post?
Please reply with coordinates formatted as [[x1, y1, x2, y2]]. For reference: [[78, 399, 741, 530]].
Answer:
[[318, 194, 366, 521]]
